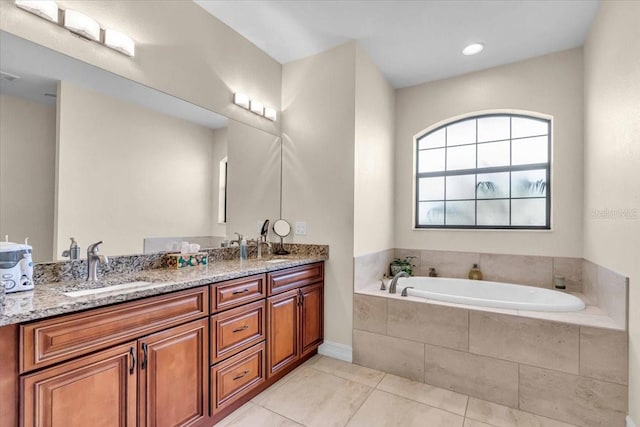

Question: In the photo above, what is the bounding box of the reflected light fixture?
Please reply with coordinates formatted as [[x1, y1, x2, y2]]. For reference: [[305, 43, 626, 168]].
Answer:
[[462, 42, 485, 56], [105, 29, 135, 57], [15, 0, 59, 23], [233, 93, 250, 109], [264, 107, 277, 122], [64, 9, 100, 41], [249, 100, 264, 115]]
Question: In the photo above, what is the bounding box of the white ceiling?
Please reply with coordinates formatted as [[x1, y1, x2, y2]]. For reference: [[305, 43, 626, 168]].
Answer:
[[194, 0, 600, 88]]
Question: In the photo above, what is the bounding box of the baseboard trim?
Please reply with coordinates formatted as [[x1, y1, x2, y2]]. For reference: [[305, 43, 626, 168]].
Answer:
[[318, 341, 352, 363], [628, 416, 637, 427]]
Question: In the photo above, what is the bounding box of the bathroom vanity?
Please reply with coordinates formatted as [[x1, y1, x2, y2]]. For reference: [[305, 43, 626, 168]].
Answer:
[[0, 259, 325, 427]]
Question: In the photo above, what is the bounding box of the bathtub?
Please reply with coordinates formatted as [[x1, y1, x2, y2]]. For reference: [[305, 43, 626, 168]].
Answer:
[[395, 277, 585, 312]]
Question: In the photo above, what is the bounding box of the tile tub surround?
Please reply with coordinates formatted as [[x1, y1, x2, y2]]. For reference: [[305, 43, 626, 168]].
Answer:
[[354, 249, 394, 291], [389, 249, 628, 329], [353, 291, 629, 427], [0, 253, 327, 326]]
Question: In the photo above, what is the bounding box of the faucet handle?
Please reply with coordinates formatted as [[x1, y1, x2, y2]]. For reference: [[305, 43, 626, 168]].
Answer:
[[87, 241, 103, 255]]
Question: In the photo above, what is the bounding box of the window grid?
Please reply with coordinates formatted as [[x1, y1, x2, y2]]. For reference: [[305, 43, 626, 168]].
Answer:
[[415, 114, 550, 229]]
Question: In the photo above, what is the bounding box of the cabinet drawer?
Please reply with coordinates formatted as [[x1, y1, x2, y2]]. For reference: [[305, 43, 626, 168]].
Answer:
[[267, 262, 324, 296], [212, 274, 266, 312], [21, 287, 208, 373], [211, 342, 265, 412], [211, 300, 265, 364]]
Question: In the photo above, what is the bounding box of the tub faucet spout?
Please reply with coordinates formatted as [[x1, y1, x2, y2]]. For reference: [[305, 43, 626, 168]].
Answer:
[[389, 271, 409, 294]]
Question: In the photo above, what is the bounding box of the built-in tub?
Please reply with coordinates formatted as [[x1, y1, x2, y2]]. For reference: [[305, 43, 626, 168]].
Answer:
[[395, 276, 585, 312]]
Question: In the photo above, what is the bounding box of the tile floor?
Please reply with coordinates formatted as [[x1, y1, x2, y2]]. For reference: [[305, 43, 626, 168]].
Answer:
[[213, 355, 580, 427]]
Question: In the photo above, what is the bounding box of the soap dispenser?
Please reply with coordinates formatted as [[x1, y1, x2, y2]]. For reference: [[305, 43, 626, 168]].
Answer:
[[240, 238, 248, 261], [468, 264, 483, 280]]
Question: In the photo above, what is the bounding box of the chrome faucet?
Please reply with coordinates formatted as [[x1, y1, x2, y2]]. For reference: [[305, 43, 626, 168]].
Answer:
[[257, 238, 272, 259], [388, 271, 409, 294], [230, 232, 243, 246], [87, 241, 109, 281]]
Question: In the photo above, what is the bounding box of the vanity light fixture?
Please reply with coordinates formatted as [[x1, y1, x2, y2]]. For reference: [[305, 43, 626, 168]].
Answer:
[[233, 92, 276, 121], [462, 42, 485, 56], [233, 92, 250, 109], [13, 1, 135, 58], [250, 100, 264, 116], [15, 0, 59, 23], [63, 9, 101, 42], [264, 107, 277, 122], [104, 29, 135, 57]]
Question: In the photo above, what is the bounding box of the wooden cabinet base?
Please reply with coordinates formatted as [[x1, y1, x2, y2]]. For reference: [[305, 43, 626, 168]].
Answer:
[[21, 342, 138, 427], [209, 349, 318, 425]]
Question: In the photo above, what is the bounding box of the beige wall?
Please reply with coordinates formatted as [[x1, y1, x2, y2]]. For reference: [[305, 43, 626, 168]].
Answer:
[[0, 94, 55, 262], [210, 127, 227, 238], [0, 0, 281, 136], [354, 45, 396, 257], [226, 120, 281, 239], [282, 42, 357, 348], [395, 49, 584, 257], [56, 81, 215, 257], [583, 0, 640, 420]]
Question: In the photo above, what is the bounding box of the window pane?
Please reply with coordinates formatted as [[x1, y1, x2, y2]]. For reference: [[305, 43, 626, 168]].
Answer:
[[477, 200, 509, 225], [419, 177, 444, 201], [477, 172, 509, 199], [477, 116, 510, 142], [447, 145, 476, 170], [446, 174, 475, 200], [447, 119, 476, 146], [446, 201, 475, 225], [477, 140, 510, 168], [512, 198, 546, 226], [512, 117, 548, 138], [419, 128, 445, 149], [418, 148, 445, 173], [418, 201, 445, 225], [512, 169, 547, 197], [512, 136, 548, 165]]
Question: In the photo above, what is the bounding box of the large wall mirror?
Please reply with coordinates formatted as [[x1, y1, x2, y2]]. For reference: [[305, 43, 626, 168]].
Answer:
[[0, 31, 281, 262]]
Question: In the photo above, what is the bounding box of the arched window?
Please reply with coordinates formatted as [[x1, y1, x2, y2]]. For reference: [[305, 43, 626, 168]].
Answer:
[[415, 113, 550, 229]]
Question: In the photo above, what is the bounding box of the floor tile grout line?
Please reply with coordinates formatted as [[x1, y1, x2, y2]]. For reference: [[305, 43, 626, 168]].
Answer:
[[341, 379, 380, 427], [261, 405, 305, 426]]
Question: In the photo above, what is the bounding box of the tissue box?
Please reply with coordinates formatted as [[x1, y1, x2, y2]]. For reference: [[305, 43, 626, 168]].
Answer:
[[167, 252, 208, 269]]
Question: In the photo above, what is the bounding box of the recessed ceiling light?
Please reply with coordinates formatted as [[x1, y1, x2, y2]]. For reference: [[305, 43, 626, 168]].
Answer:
[[462, 43, 484, 56]]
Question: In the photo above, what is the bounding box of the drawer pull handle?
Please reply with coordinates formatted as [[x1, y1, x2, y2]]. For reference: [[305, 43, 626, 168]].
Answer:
[[232, 288, 250, 295], [129, 347, 136, 375], [232, 325, 249, 333], [141, 343, 148, 370], [233, 370, 250, 381]]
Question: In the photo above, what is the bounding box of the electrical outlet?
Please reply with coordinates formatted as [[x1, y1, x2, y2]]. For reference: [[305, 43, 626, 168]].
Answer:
[[295, 221, 307, 236]]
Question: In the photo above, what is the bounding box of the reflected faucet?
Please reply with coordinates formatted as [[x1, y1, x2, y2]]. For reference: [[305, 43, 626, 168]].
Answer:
[[87, 241, 109, 281], [230, 232, 243, 246], [388, 271, 409, 294], [257, 237, 272, 259]]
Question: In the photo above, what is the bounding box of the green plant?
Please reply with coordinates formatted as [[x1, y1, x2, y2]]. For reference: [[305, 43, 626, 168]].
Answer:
[[390, 256, 416, 276]]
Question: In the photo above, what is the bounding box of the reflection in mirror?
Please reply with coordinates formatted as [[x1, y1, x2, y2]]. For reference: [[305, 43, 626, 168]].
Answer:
[[0, 31, 281, 262]]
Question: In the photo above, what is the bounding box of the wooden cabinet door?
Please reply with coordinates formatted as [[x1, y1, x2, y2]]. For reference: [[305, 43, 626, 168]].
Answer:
[[267, 289, 299, 377], [21, 342, 137, 427], [138, 318, 208, 427], [299, 283, 324, 357]]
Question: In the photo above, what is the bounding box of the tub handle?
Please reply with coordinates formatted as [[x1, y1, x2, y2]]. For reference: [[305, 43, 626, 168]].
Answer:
[[379, 279, 386, 291], [401, 286, 414, 297]]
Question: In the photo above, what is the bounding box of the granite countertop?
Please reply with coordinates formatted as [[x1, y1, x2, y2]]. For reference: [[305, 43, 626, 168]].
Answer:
[[0, 256, 326, 326]]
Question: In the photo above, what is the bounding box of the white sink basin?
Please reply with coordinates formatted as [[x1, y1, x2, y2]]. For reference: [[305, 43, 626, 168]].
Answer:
[[265, 259, 288, 264], [64, 281, 164, 298]]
